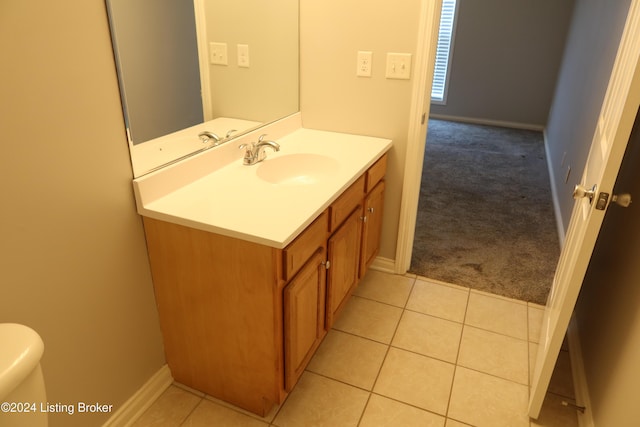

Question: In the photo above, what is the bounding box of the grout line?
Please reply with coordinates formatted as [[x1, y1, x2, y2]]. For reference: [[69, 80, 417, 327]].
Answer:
[[177, 396, 205, 426], [444, 286, 471, 419], [355, 276, 417, 426]]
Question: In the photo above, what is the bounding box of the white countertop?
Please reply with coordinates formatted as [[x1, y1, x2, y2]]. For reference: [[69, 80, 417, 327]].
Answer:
[[133, 115, 392, 248]]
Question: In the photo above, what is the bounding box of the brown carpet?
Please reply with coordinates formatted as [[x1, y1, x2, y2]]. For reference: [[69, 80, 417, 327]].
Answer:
[[409, 119, 560, 305]]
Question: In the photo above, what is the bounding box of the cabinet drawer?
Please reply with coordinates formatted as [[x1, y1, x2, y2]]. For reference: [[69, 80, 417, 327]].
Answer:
[[283, 210, 328, 281], [365, 154, 387, 193], [329, 175, 365, 233]]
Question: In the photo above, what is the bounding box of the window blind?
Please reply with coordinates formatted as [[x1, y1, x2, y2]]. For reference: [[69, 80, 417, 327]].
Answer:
[[431, 0, 457, 103]]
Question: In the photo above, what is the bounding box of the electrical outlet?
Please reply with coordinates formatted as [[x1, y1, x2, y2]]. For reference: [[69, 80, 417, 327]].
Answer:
[[237, 44, 250, 68], [210, 42, 228, 65], [386, 53, 412, 80], [357, 51, 373, 77]]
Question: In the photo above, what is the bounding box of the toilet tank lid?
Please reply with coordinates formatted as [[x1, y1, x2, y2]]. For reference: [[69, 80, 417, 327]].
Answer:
[[0, 323, 45, 401]]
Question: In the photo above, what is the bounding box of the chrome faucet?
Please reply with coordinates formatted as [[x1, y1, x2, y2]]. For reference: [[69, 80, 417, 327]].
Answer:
[[198, 131, 221, 146], [239, 134, 280, 165]]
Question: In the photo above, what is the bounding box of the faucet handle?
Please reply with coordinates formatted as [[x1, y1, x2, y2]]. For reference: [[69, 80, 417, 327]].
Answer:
[[258, 133, 268, 142]]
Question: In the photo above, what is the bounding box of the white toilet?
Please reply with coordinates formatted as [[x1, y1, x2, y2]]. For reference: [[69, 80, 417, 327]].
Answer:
[[0, 323, 48, 427]]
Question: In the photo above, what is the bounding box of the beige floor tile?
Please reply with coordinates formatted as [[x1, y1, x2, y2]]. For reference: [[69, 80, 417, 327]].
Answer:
[[132, 385, 201, 427], [448, 367, 530, 427], [465, 292, 528, 340], [360, 394, 446, 427], [182, 399, 268, 427], [332, 296, 403, 343], [307, 329, 388, 390], [273, 372, 369, 427], [530, 392, 579, 427], [406, 279, 469, 323], [529, 342, 539, 385], [445, 419, 473, 427], [392, 310, 463, 363], [457, 326, 529, 385], [528, 304, 544, 343], [354, 270, 415, 307], [374, 348, 454, 415], [202, 394, 281, 423]]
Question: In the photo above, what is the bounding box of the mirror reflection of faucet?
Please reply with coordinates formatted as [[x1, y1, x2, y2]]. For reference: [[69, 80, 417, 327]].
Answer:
[[239, 134, 280, 165], [199, 129, 242, 147], [198, 131, 221, 146]]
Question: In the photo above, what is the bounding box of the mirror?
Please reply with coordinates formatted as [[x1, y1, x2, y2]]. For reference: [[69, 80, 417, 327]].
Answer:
[[106, 0, 299, 177]]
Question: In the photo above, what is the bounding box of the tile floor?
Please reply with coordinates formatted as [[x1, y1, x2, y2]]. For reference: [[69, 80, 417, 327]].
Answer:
[[133, 270, 580, 427]]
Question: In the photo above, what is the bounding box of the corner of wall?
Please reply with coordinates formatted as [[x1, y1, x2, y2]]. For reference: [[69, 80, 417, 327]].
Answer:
[[543, 128, 567, 247], [102, 365, 173, 427]]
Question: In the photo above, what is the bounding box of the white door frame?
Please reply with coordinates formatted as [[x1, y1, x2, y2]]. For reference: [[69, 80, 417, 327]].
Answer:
[[395, 0, 442, 273]]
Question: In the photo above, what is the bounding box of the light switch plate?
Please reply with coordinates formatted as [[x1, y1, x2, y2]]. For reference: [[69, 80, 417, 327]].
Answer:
[[210, 42, 228, 65], [386, 53, 412, 79], [237, 44, 250, 68]]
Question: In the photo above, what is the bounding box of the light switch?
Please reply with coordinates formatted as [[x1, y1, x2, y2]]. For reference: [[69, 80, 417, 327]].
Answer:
[[386, 53, 412, 79], [357, 51, 373, 77], [210, 42, 228, 65], [237, 44, 250, 68]]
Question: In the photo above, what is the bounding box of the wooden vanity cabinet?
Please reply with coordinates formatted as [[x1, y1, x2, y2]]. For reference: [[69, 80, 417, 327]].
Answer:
[[141, 154, 387, 417], [360, 155, 387, 277], [360, 181, 385, 277], [284, 248, 327, 391], [326, 177, 364, 327]]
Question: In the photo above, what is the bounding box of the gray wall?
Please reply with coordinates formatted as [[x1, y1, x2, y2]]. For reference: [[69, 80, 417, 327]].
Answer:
[[575, 113, 640, 426], [545, 0, 631, 231], [107, 0, 203, 144], [0, 2, 166, 426], [430, 0, 575, 127]]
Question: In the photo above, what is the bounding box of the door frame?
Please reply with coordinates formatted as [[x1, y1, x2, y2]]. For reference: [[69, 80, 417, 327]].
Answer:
[[395, 0, 442, 273]]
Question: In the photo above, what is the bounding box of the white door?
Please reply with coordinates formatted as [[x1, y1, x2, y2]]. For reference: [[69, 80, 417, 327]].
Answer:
[[528, 1, 640, 418]]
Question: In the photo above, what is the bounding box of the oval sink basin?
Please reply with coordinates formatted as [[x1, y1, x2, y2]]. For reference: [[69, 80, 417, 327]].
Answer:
[[256, 153, 340, 185]]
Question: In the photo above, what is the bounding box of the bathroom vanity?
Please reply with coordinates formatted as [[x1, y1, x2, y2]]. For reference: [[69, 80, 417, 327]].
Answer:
[[133, 115, 391, 415]]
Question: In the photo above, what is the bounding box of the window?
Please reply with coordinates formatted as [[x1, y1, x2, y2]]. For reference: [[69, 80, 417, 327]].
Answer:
[[431, 0, 458, 104]]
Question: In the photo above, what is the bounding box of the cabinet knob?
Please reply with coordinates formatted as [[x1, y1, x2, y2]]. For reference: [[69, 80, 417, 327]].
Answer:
[[360, 216, 367, 223], [367, 207, 375, 213], [322, 260, 331, 270]]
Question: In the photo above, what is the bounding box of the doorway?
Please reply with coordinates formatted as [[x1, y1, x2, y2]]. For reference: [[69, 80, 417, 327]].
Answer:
[[402, 0, 573, 302]]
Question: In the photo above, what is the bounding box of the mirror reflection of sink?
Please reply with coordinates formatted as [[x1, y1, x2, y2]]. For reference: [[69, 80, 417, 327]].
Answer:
[[256, 153, 340, 185]]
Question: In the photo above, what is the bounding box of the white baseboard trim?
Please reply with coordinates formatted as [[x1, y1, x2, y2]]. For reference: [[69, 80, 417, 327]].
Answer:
[[370, 256, 396, 274], [543, 129, 567, 248], [567, 315, 595, 427], [428, 113, 545, 131], [102, 364, 173, 427]]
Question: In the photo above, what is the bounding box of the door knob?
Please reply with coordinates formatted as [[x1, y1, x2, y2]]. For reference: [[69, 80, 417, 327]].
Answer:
[[573, 184, 597, 203], [612, 193, 632, 207]]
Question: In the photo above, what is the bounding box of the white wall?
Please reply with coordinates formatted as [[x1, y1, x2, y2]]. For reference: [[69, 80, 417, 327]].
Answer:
[[300, 0, 422, 260], [545, 0, 632, 231], [430, 0, 575, 127], [0, 2, 166, 427]]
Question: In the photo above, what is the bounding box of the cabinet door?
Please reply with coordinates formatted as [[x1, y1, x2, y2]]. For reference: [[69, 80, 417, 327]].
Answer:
[[283, 249, 327, 391], [360, 181, 385, 277], [326, 208, 362, 327]]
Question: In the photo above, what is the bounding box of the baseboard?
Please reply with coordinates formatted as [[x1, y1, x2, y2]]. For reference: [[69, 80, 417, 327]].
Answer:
[[428, 113, 545, 131], [543, 129, 567, 248], [567, 315, 595, 427], [102, 364, 173, 427], [370, 256, 396, 274]]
